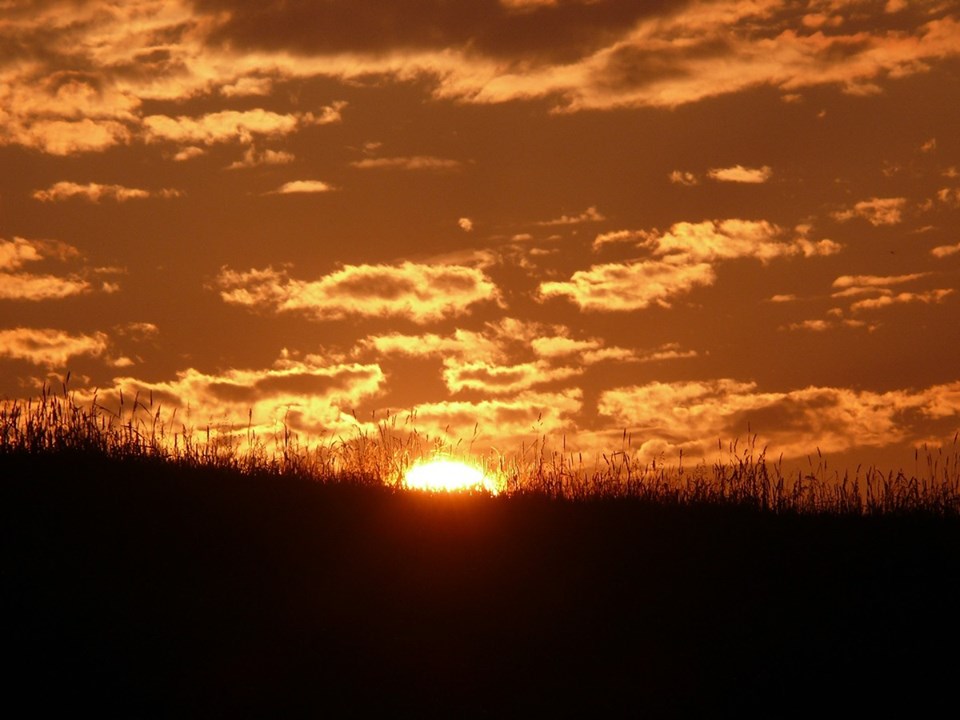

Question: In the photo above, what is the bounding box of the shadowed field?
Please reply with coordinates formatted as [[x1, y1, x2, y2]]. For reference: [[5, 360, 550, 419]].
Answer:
[[3, 396, 959, 716]]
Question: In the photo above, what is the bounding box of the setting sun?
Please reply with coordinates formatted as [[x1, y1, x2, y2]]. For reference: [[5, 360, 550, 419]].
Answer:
[[403, 458, 498, 494]]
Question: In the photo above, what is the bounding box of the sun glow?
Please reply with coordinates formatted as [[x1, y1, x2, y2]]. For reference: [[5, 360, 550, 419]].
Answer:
[[403, 458, 498, 494]]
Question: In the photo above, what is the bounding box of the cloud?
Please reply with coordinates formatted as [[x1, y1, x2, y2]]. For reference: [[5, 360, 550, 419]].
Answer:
[[539, 259, 716, 311], [850, 289, 953, 312], [226, 146, 295, 169], [707, 165, 773, 183], [458, 217, 474, 232], [32, 182, 181, 202], [217, 262, 502, 323], [536, 206, 605, 226], [647, 220, 842, 263], [598, 378, 958, 460], [442, 359, 581, 395], [592, 228, 659, 251], [0, 328, 109, 366], [833, 197, 907, 226], [265, 180, 336, 194], [142, 107, 342, 146], [0, 237, 100, 300], [398, 389, 582, 445], [358, 329, 505, 364], [350, 156, 463, 171], [545, 219, 840, 312], [4, 119, 132, 155], [87, 358, 387, 438], [931, 243, 960, 258], [832, 273, 929, 289], [668, 170, 699, 186]]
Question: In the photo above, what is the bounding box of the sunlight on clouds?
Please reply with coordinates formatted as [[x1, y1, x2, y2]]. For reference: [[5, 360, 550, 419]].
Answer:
[[0, 328, 108, 366], [832, 197, 907, 226], [32, 182, 181, 203], [266, 180, 336, 194], [442, 360, 581, 395], [707, 165, 773, 183], [539, 259, 716, 311], [598, 378, 957, 461], [92, 360, 387, 439], [931, 243, 960, 258], [217, 262, 502, 323], [0, 237, 101, 301], [350, 156, 463, 171]]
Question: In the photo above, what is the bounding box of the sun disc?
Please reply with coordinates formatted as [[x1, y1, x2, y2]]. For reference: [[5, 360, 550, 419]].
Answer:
[[403, 458, 497, 494]]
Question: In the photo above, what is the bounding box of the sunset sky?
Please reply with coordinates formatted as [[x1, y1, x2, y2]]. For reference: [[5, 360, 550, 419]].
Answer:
[[2, 0, 958, 472]]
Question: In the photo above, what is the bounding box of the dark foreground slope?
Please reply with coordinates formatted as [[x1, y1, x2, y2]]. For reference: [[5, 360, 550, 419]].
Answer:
[[3, 453, 959, 717]]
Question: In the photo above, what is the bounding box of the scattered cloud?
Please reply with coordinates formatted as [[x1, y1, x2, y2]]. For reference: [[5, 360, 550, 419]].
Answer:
[[442, 360, 581, 395], [536, 206, 605, 226], [598, 378, 959, 460], [931, 242, 960, 258], [87, 358, 387, 438], [850, 289, 953, 312], [32, 182, 181, 203], [217, 262, 502, 323], [0, 328, 108, 366], [833, 197, 907, 226], [539, 259, 716, 311], [707, 165, 773, 184], [544, 218, 841, 312], [668, 170, 699, 186], [0, 237, 102, 300], [142, 106, 342, 147], [226, 146, 295, 169], [350, 156, 463, 171], [265, 180, 336, 195]]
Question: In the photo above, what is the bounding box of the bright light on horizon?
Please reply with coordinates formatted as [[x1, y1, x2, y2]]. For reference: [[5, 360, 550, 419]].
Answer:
[[403, 458, 498, 494]]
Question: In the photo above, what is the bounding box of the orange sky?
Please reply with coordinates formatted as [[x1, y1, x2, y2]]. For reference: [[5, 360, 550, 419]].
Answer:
[[2, 0, 959, 472]]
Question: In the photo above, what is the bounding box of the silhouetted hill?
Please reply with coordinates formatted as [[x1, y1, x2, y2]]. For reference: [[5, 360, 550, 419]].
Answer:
[[4, 451, 959, 717]]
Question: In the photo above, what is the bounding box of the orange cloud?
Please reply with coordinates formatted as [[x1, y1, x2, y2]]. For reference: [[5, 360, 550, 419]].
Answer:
[[0, 328, 108, 366], [850, 289, 953, 312], [668, 170, 699, 186], [539, 259, 716, 311], [832, 197, 907, 225], [0, 237, 99, 300], [442, 360, 581, 395], [89, 359, 387, 439], [350, 156, 463, 171], [536, 206, 605, 226], [399, 389, 582, 447], [217, 262, 502, 323], [226, 146, 295, 169], [707, 165, 773, 183], [265, 180, 336, 194], [598, 378, 957, 460], [32, 182, 181, 202], [931, 242, 960, 258], [142, 107, 341, 146]]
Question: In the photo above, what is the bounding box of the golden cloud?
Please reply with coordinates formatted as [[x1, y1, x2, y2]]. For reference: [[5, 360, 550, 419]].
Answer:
[[598, 377, 956, 460], [32, 182, 181, 202], [217, 262, 502, 323], [0, 328, 109, 366], [442, 360, 581, 395], [539, 259, 716, 311], [707, 165, 773, 183], [350, 156, 463, 171], [832, 197, 908, 226]]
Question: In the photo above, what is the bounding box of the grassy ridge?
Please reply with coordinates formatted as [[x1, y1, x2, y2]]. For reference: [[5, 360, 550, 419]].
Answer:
[[3, 392, 960, 715]]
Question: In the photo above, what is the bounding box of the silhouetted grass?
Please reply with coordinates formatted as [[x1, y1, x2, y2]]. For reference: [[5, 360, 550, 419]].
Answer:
[[3, 387, 960, 716], [3, 385, 959, 515]]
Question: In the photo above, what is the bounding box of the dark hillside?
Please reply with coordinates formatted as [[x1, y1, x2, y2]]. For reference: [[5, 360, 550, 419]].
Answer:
[[3, 452, 959, 717]]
